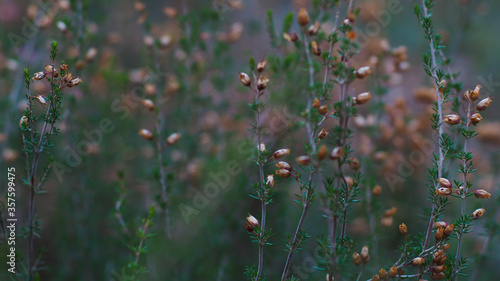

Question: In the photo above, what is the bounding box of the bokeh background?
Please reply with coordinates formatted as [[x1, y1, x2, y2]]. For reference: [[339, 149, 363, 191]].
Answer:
[[0, 0, 499, 280]]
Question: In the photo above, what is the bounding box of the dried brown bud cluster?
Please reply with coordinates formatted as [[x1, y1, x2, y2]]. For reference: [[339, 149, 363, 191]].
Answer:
[[381, 207, 397, 227]]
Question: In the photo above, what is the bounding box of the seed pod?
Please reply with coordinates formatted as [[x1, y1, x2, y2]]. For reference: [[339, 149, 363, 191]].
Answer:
[[399, 223, 407, 235], [257, 59, 267, 72], [296, 155, 311, 166], [438, 178, 452, 188], [318, 129, 328, 139], [476, 97, 492, 111], [436, 187, 452, 196], [239, 72, 251, 87], [318, 105, 329, 115], [354, 92, 372, 105], [356, 66, 372, 79], [139, 129, 154, 140], [379, 268, 387, 279], [141, 99, 155, 111], [329, 147, 344, 160], [273, 149, 290, 159], [276, 161, 292, 171], [276, 169, 291, 178], [352, 252, 362, 265], [433, 250, 444, 263], [266, 175, 274, 187], [246, 214, 259, 226], [444, 223, 454, 236], [318, 145, 328, 160], [435, 227, 444, 240], [34, 95, 47, 106], [348, 157, 360, 170], [443, 114, 460, 125], [360, 246, 369, 263], [311, 41, 321, 56], [33, 71, 46, 80], [470, 113, 482, 126], [471, 208, 485, 220], [388, 266, 397, 278], [166, 133, 181, 145], [433, 221, 447, 229], [257, 75, 269, 91], [431, 272, 445, 280], [411, 257, 425, 266], [474, 189, 491, 199], [297, 8, 310, 26], [372, 185, 382, 196], [313, 98, 320, 108], [67, 77, 82, 87], [308, 21, 320, 35], [433, 265, 446, 273], [469, 85, 481, 101]]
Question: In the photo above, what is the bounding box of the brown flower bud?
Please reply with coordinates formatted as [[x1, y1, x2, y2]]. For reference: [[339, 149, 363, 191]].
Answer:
[[354, 92, 372, 105], [470, 85, 481, 101], [276, 161, 292, 171], [411, 257, 425, 266], [257, 59, 267, 73], [356, 66, 372, 79], [296, 155, 311, 166], [67, 77, 82, 87], [33, 71, 46, 80], [470, 113, 482, 126], [476, 97, 492, 111], [433, 221, 447, 229], [372, 185, 382, 196], [378, 268, 387, 279], [352, 252, 362, 265], [345, 176, 354, 187], [471, 208, 485, 220], [318, 129, 328, 139], [474, 189, 491, 199], [297, 8, 310, 26], [313, 98, 320, 108], [139, 129, 154, 140], [360, 246, 369, 263], [436, 187, 452, 197], [246, 214, 259, 226], [311, 41, 321, 56], [239, 72, 251, 87], [372, 275, 379, 281], [141, 99, 155, 111], [329, 147, 344, 160], [273, 149, 290, 159], [431, 272, 445, 280], [381, 216, 393, 227], [399, 223, 408, 235], [318, 145, 328, 160], [166, 133, 181, 145], [283, 32, 298, 42], [433, 265, 446, 273], [318, 105, 329, 115], [257, 75, 269, 91], [34, 95, 47, 106], [442, 244, 450, 251], [443, 114, 461, 125], [348, 157, 360, 170], [276, 169, 291, 178], [383, 207, 397, 217], [266, 175, 274, 187], [438, 178, 452, 188], [444, 223, 454, 236], [85, 47, 98, 62], [308, 21, 320, 35], [435, 227, 444, 240], [433, 250, 444, 263], [19, 116, 28, 129], [388, 266, 397, 278]]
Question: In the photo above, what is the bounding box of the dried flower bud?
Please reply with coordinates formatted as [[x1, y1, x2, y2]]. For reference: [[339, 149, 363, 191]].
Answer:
[[372, 185, 382, 196], [436, 187, 452, 196], [246, 214, 259, 226], [266, 175, 274, 187], [473, 189, 491, 199], [33, 71, 46, 80], [311, 41, 321, 56], [297, 8, 310, 26], [308, 21, 320, 35], [378, 268, 387, 279], [443, 114, 461, 125], [19, 116, 28, 128], [141, 99, 155, 111], [383, 207, 397, 217], [67, 77, 82, 87], [399, 223, 407, 235], [356, 66, 372, 79], [258, 142, 266, 152], [388, 266, 398, 278], [433, 250, 444, 263], [276, 169, 291, 178], [442, 244, 450, 251], [257, 59, 267, 72], [411, 257, 425, 266], [329, 147, 344, 160], [470, 113, 482, 126], [139, 129, 154, 140], [433, 265, 446, 273], [45, 64, 56, 73], [273, 149, 290, 159], [360, 246, 369, 263], [438, 178, 452, 188], [435, 227, 444, 240], [244, 222, 254, 232], [433, 221, 447, 229], [471, 208, 485, 220], [283, 32, 298, 42], [239, 72, 251, 87], [60, 63, 68, 72], [34, 95, 47, 106], [257, 75, 269, 91], [276, 161, 292, 171], [348, 157, 360, 170], [318, 145, 328, 160], [313, 98, 320, 108], [444, 223, 454, 236], [166, 133, 181, 145], [352, 252, 362, 265], [354, 92, 372, 105], [85, 47, 98, 62], [318, 105, 329, 115], [381, 216, 393, 227], [372, 275, 379, 281], [345, 177, 354, 187], [296, 155, 311, 166], [470, 85, 481, 101], [431, 272, 445, 280], [318, 129, 328, 139], [476, 97, 492, 111]]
